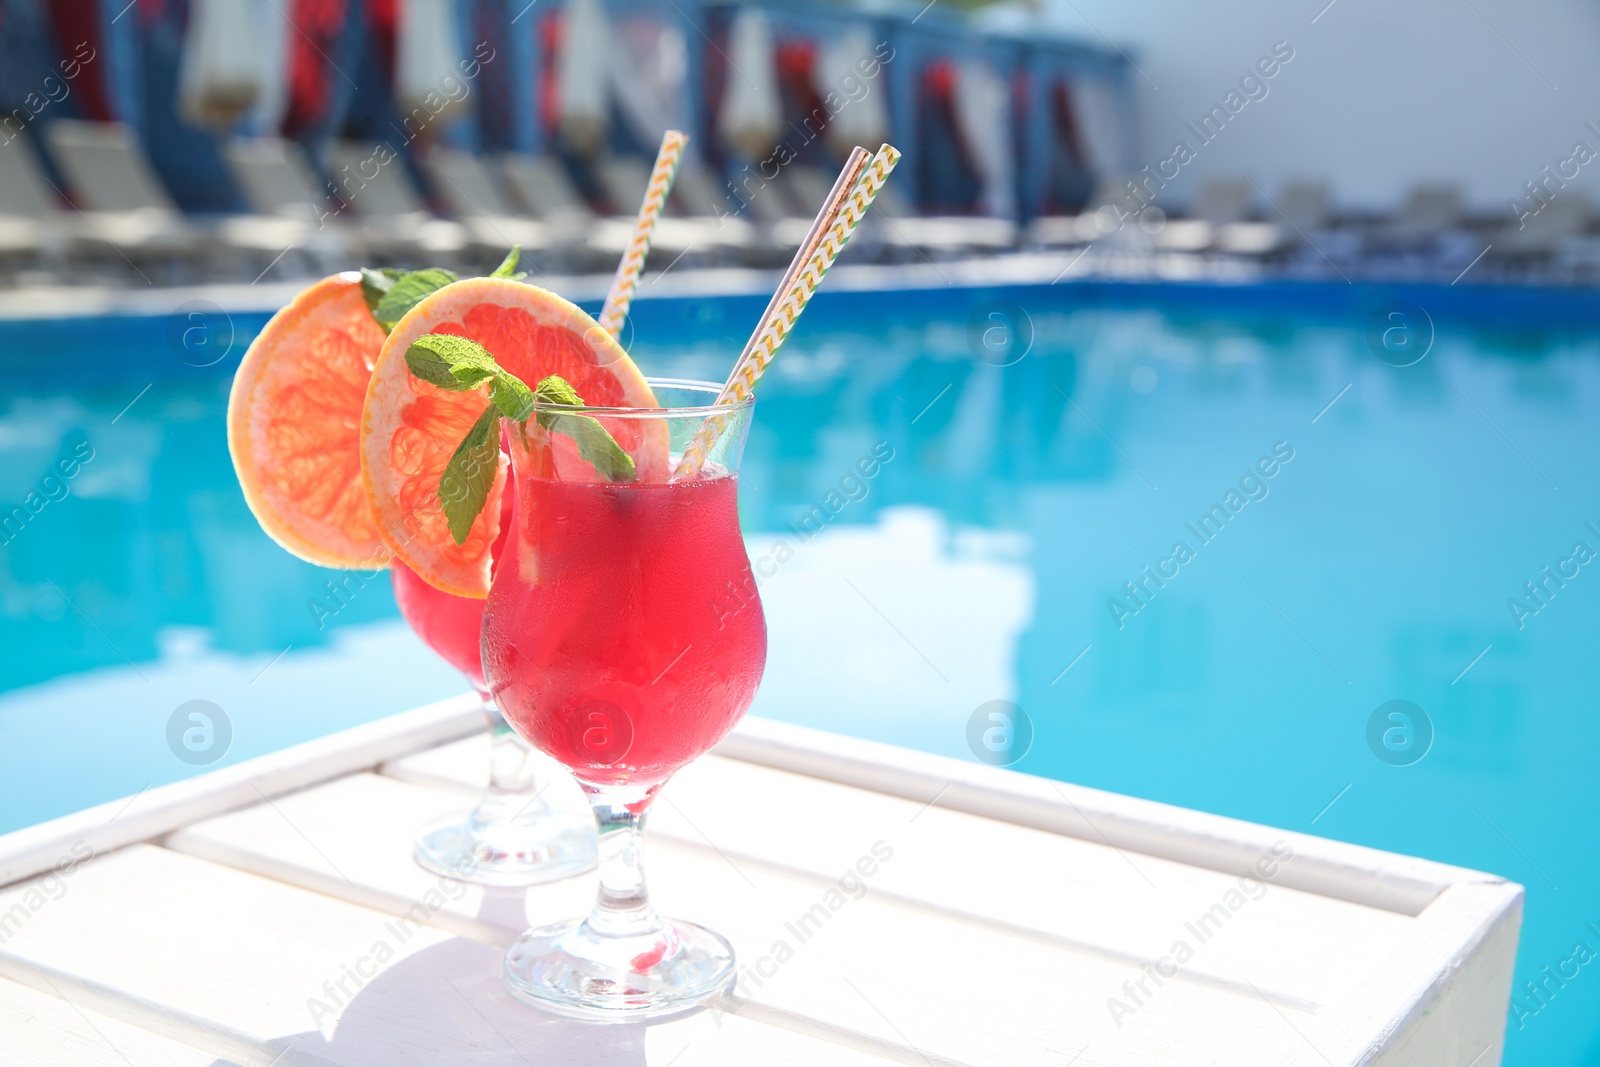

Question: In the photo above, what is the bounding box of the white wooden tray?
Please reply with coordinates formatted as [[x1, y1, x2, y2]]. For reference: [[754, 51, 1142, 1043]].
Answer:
[[0, 696, 1521, 1066]]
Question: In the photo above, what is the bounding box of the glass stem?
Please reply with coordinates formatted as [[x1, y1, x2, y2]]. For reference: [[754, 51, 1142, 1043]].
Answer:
[[475, 696, 542, 825], [581, 784, 661, 940]]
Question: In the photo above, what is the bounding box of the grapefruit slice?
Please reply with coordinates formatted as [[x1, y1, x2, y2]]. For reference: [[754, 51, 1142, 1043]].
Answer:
[[227, 272, 390, 567], [361, 277, 659, 598]]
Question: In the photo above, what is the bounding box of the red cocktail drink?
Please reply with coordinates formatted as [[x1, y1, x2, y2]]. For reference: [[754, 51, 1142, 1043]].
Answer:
[[485, 473, 765, 789], [392, 558, 487, 690], [393, 483, 595, 888], [489, 379, 763, 1020]]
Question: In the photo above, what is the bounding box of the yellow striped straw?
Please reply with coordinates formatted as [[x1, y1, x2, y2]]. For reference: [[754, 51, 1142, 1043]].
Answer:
[[675, 143, 901, 479], [599, 129, 690, 337]]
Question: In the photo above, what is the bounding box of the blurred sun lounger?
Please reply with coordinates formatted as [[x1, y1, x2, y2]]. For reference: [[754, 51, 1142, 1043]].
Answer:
[[593, 154, 753, 263], [221, 137, 353, 275], [495, 153, 617, 272], [740, 166, 827, 265], [0, 136, 69, 269], [1154, 178, 1285, 256], [1366, 183, 1472, 258], [43, 119, 205, 272], [330, 140, 468, 264], [1277, 180, 1332, 234], [1025, 177, 1143, 249], [419, 148, 549, 265], [668, 159, 758, 249], [1491, 191, 1594, 264]]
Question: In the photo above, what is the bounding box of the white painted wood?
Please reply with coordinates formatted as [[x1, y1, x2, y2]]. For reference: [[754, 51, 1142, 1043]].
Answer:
[[659, 755, 1416, 1012], [382, 724, 1525, 1065], [165, 768, 1442, 1065], [1302, 881, 1524, 1067], [379, 729, 591, 814], [387, 717, 1489, 914], [166, 773, 594, 946], [0, 845, 899, 1066], [0, 707, 1524, 1065], [383, 744, 1414, 1011], [7, 839, 1312, 1066], [6, 707, 1492, 912], [713, 716, 1492, 914], [0, 976, 225, 1066], [0, 692, 484, 888], [381, 731, 562, 796]]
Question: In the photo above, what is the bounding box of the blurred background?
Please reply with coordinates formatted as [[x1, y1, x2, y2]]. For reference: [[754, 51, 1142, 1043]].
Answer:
[[1, 1, 1597, 1064], [0, 0, 1596, 282]]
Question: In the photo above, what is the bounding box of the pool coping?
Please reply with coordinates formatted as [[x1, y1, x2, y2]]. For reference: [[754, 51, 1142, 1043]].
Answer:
[[3, 254, 1598, 324]]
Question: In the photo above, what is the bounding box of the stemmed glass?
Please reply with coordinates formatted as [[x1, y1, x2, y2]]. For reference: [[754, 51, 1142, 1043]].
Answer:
[[483, 379, 765, 1019], [393, 544, 596, 886]]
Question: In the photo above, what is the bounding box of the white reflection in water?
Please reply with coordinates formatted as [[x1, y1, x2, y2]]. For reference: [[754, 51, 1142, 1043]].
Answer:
[[747, 506, 1033, 757], [0, 621, 465, 833]]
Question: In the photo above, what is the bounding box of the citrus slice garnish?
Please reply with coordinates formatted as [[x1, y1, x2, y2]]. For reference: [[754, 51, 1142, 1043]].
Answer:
[[227, 272, 390, 567], [360, 277, 659, 598]]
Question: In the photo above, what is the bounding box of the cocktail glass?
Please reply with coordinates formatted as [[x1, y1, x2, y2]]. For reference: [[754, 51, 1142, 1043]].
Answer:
[[394, 550, 596, 886], [484, 379, 765, 1020]]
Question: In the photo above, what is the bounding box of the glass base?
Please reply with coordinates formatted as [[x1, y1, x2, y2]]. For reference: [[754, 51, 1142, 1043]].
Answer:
[[503, 917, 736, 1021], [413, 807, 596, 888]]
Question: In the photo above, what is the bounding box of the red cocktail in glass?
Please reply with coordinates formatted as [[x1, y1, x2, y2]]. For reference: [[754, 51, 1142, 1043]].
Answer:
[[395, 487, 595, 887], [485, 379, 764, 1019], [486, 474, 765, 788]]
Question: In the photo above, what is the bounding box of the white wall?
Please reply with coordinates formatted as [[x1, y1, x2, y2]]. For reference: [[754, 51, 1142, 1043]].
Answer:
[[1026, 0, 1600, 216]]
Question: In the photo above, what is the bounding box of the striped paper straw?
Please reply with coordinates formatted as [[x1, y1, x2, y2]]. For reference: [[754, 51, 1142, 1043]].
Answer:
[[598, 129, 690, 337], [747, 146, 871, 373], [674, 143, 901, 479]]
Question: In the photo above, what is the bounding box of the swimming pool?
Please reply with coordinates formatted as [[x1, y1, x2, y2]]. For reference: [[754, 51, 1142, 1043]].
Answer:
[[2, 277, 1596, 1064]]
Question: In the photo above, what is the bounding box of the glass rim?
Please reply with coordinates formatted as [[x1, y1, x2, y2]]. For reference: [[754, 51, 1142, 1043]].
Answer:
[[531, 376, 754, 417]]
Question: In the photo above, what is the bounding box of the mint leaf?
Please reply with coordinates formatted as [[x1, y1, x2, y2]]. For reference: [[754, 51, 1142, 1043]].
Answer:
[[428, 370, 636, 541], [489, 373, 536, 421], [360, 267, 406, 315], [373, 268, 457, 332], [406, 334, 497, 390], [546, 412, 637, 481], [490, 247, 521, 279], [438, 404, 501, 545], [534, 375, 583, 407], [533, 375, 636, 482], [405, 333, 533, 419]]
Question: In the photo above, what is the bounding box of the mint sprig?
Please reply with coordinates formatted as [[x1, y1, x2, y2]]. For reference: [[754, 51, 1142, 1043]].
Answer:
[[360, 246, 521, 331], [532, 379, 637, 485], [438, 404, 501, 545], [490, 246, 525, 279], [359, 267, 406, 315], [404, 333, 499, 392], [374, 268, 458, 331], [404, 333, 635, 543]]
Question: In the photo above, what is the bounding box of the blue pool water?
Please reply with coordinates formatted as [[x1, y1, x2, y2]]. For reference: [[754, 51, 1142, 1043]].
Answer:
[[2, 279, 1598, 1064]]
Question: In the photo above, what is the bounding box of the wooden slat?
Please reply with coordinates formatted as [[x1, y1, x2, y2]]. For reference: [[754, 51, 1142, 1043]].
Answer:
[[167, 772, 594, 946], [712, 717, 1494, 914], [666, 755, 1413, 1008], [0, 976, 223, 1066], [0, 845, 898, 1067], [381, 731, 572, 799], [3, 709, 1494, 912], [1301, 882, 1523, 1067], [385, 739, 1413, 1009], [167, 769, 1364, 1065], [1, 710, 1523, 1066]]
